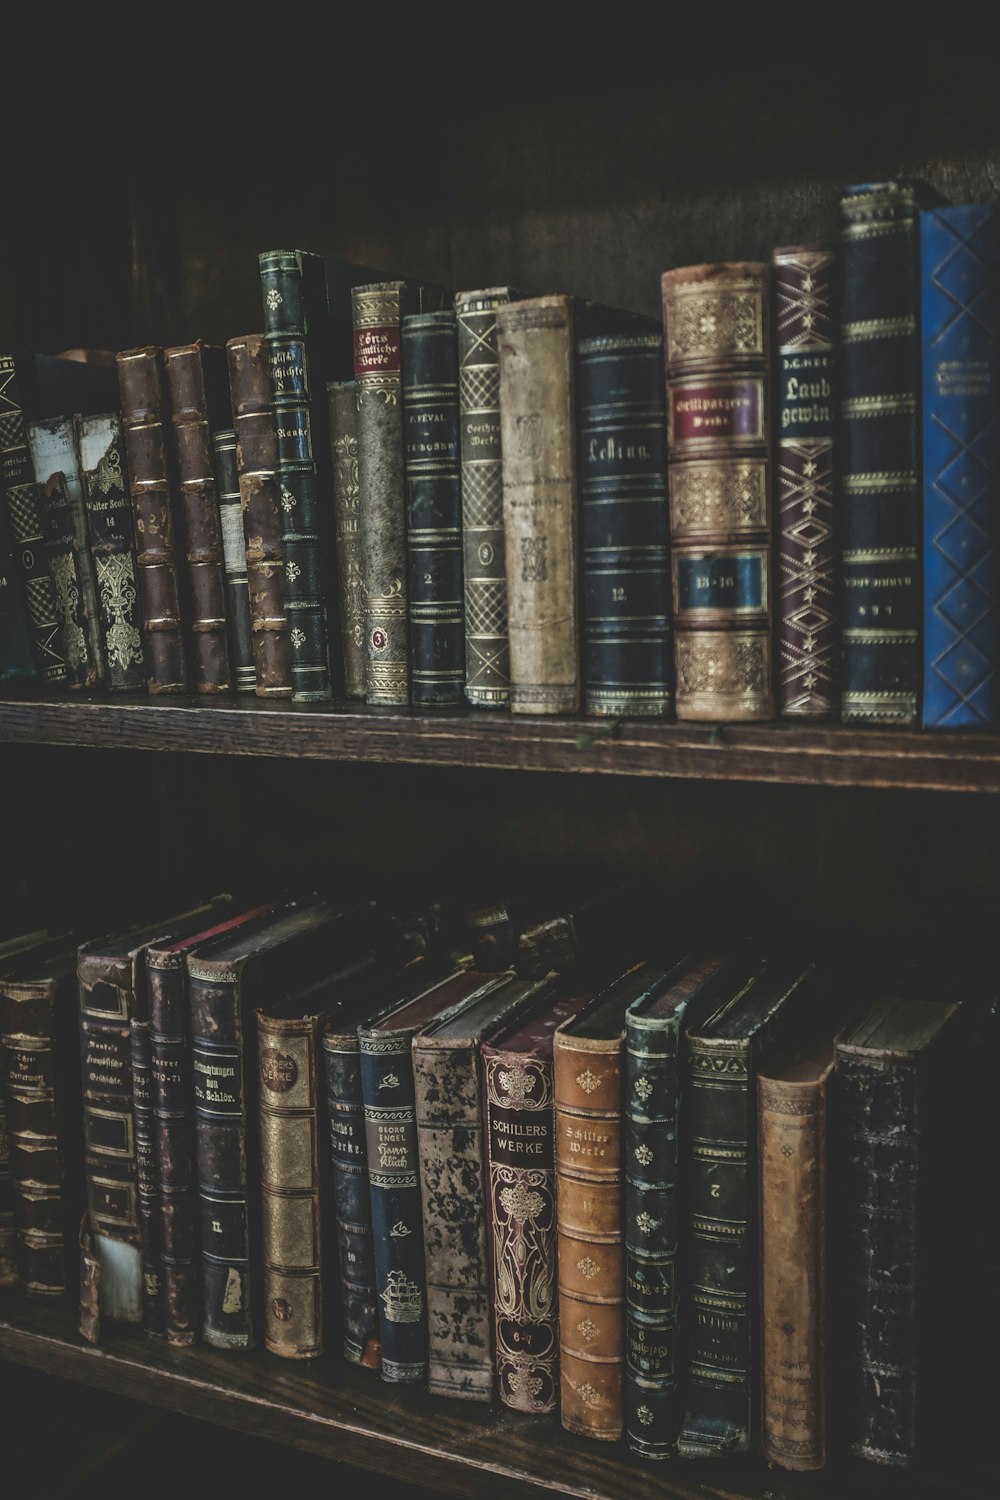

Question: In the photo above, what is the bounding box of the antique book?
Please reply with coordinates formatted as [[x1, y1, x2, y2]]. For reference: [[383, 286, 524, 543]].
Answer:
[[359, 968, 499, 1385], [129, 1016, 164, 1335], [455, 287, 516, 706], [402, 309, 465, 706], [498, 294, 581, 714], [76, 413, 145, 691], [839, 182, 923, 724], [226, 333, 293, 697], [117, 346, 189, 693], [773, 245, 839, 718], [516, 887, 648, 981], [921, 203, 1000, 727], [678, 958, 816, 1458], [577, 320, 671, 716], [163, 341, 234, 693], [661, 263, 774, 720], [0, 931, 53, 1288], [212, 427, 256, 692], [327, 380, 365, 699], [624, 955, 734, 1459], [554, 963, 663, 1441], [481, 982, 595, 1413], [27, 417, 104, 689], [0, 500, 35, 684]]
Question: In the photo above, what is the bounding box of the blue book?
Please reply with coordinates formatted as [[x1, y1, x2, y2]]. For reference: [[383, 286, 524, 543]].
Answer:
[[922, 204, 1000, 727]]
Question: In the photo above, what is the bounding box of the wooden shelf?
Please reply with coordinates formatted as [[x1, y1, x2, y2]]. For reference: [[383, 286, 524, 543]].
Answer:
[[1, 692, 999, 793], [0, 1296, 984, 1500]]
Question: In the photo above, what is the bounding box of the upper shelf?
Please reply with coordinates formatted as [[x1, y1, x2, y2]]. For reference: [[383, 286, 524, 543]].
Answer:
[[0, 692, 997, 793]]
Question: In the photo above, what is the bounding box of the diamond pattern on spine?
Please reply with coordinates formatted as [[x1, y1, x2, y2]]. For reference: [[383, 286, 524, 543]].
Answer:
[[460, 365, 500, 412], [461, 461, 503, 529], [779, 440, 835, 708], [4, 483, 42, 543], [0, 411, 21, 447]]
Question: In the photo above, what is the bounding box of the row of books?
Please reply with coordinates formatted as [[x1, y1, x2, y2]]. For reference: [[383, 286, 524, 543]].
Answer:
[[0, 894, 984, 1473], [0, 183, 998, 727]]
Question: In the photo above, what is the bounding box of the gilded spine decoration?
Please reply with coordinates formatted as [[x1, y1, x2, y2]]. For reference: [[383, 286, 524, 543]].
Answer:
[[77, 414, 145, 691], [328, 381, 366, 699]]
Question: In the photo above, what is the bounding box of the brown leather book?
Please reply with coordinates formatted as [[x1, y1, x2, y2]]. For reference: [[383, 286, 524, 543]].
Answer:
[[0, 930, 49, 1287]]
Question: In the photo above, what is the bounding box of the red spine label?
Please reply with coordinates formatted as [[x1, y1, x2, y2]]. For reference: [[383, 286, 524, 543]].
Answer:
[[354, 326, 402, 378], [669, 379, 764, 443]]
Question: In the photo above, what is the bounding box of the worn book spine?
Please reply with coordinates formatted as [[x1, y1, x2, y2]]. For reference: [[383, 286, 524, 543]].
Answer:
[[0, 353, 66, 682], [839, 182, 922, 724], [257, 1010, 325, 1357], [577, 331, 671, 717], [227, 333, 293, 697], [259, 250, 332, 701], [328, 381, 366, 699], [323, 1018, 380, 1366], [0, 1094, 15, 1284], [213, 428, 256, 693], [661, 263, 773, 721], [27, 418, 104, 689], [403, 309, 464, 706], [77, 414, 145, 691], [117, 346, 189, 693], [774, 246, 839, 718], [0, 499, 36, 684], [921, 203, 1000, 727], [759, 1069, 827, 1469], [163, 343, 233, 693], [130, 1017, 165, 1336], [456, 288, 514, 706], [554, 1024, 624, 1439], [498, 295, 581, 714]]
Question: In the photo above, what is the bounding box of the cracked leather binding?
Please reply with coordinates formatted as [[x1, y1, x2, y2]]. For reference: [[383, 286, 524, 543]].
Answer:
[[456, 288, 516, 706], [327, 381, 365, 699], [774, 245, 839, 718], [212, 427, 256, 692], [921, 203, 1000, 727], [661, 264, 774, 721], [130, 1015, 165, 1336], [77, 414, 145, 691]]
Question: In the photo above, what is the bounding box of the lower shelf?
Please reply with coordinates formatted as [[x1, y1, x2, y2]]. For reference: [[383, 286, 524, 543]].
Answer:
[[0, 1294, 985, 1500]]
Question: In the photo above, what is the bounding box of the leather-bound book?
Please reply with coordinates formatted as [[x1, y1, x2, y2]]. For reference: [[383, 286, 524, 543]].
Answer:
[[226, 333, 293, 698], [212, 427, 256, 693], [129, 1015, 164, 1335], [360, 968, 499, 1385], [482, 982, 595, 1414], [839, 182, 924, 725], [773, 245, 839, 718], [0, 932, 52, 1285], [76, 414, 145, 691], [516, 887, 648, 981], [661, 264, 774, 721], [624, 955, 734, 1459], [921, 204, 1000, 727], [403, 309, 465, 706], [554, 963, 664, 1441], [455, 287, 516, 707], [163, 342, 233, 694], [678, 958, 816, 1458], [463, 898, 519, 970], [27, 418, 104, 689], [0, 500, 36, 684], [577, 319, 671, 717], [498, 294, 581, 714], [146, 901, 277, 1346], [116, 346, 189, 694], [327, 380, 365, 699]]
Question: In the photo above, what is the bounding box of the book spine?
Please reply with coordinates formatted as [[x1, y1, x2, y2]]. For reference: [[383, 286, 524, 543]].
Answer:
[[661, 263, 773, 721], [257, 1012, 325, 1357], [0, 1093, 16, 1284], [456, 289, 514, 706], [554, 1032, 624, 1440], [187, 960, 255, 1349], [403, 310, 465, 706], [483, 1047, 558, 1413], [678, 1034, 753, 1456], [322, 1029, 379, 1366], [0, 352, 67, 682], [774, 247, 839, 718], [0, 980, 66, 1294], [360, 1025, 428, 1383], [147, 956, 200, 1345], [328, 381, 366, 699], [164, 345, 233, 693], [0, 498, 36, 684], [498, 296, 581, 714], [27, 418, 104, 689], [759, 1072, 826, 1470], [130, 1017, 165, 1336], [213, 429, 256, 693], [117, 347, 189, 693], [353, 283, 410, 705], [839, 182, 922, 725], [259, 251, 332, 701], [577, 332, 671, 717], [921, 203, 1000, 727], [77, 414, 145, 691], [227, 334, 293, 698]]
